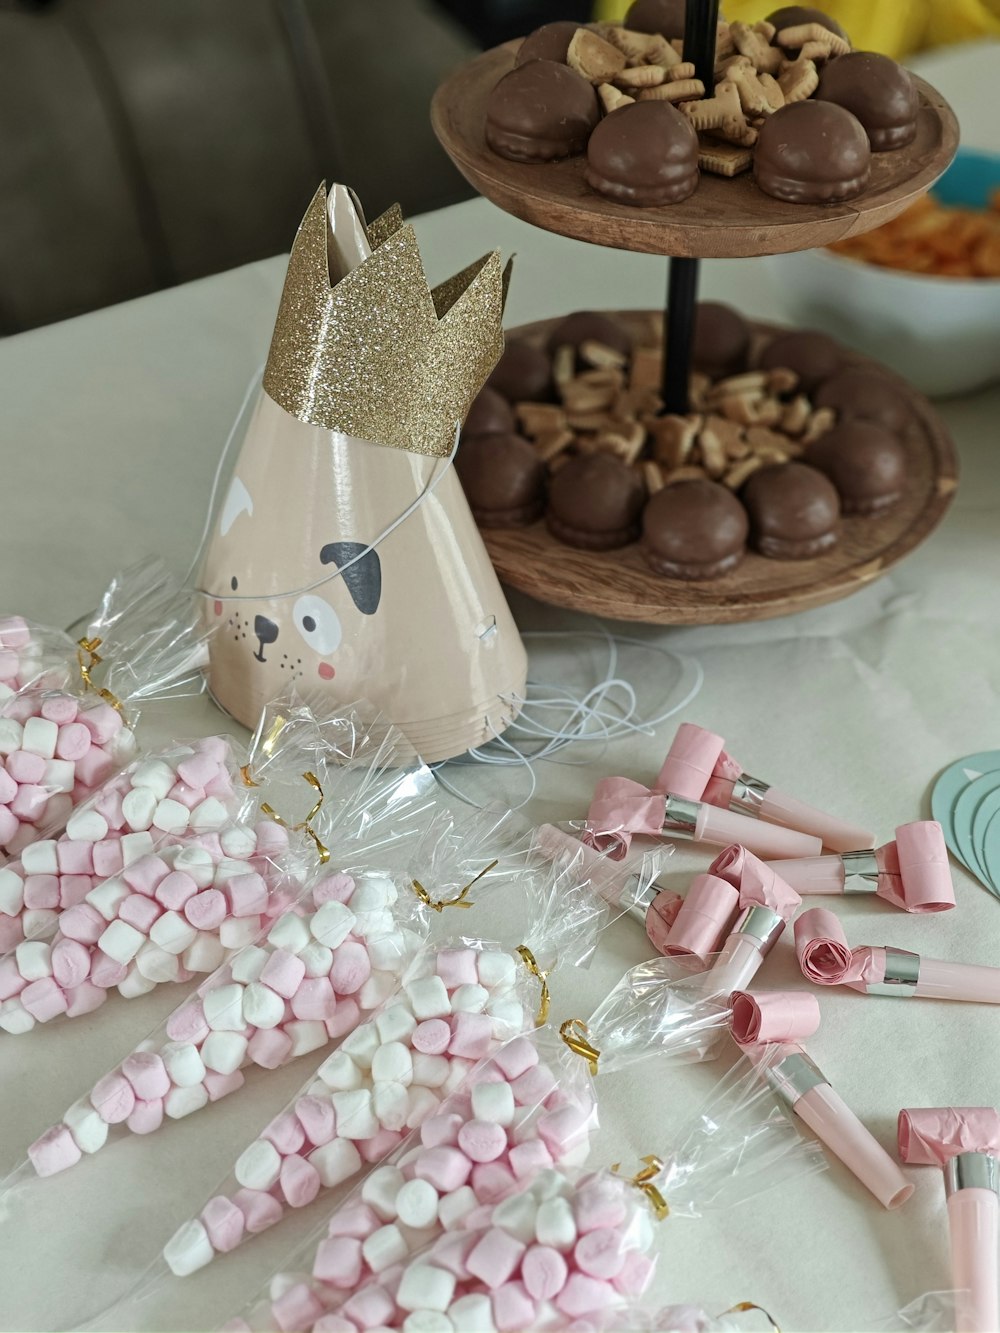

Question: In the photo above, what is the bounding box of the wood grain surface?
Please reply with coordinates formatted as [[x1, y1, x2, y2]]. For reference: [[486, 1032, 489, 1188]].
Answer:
[[477, 313, 959, 625], [430, 45, 960, 260]]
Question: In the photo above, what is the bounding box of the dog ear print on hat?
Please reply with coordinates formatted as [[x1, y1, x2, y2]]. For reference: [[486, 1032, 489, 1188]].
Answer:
[[320, 542, 382, 615]]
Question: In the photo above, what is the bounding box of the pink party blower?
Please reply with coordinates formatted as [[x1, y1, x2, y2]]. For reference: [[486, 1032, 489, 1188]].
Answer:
[[701, 846, 801, 996], [532, 824, 682, 954], [898, 1108, 1000, 1333], [586, 778, 822, 863], [796, 908, 1000, 1002], [655, 723, 875, 853], [767, 821, 954, 913], [733, 991, 913, 1210]]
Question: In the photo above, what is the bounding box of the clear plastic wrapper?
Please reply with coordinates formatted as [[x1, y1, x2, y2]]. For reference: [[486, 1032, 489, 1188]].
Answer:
[[222, 955, 731, 1333], [0, 558, 210, 861], [150, 847, 609, 1281], [0, 701, 369, 1034], [5, 744, 440, 1183], [223, 1050, 824, 1333], [596, 1300, 782, 1331], [872, 1292, 962, 1331], [0, 615, 76, 697]]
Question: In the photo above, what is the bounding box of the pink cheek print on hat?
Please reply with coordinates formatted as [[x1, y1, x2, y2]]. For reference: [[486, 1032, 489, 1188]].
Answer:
[[767, 821, 954, 913], [654, 722, 875, 853], [898, 1108, 1000, 1333], [732, 993, 912, 1211]]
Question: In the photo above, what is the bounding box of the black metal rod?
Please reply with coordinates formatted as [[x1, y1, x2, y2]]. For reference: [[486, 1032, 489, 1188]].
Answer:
[[660, 0, 721, 416]]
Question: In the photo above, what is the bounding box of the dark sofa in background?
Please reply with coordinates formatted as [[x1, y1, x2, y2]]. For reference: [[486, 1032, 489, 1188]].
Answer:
[[0, 0, 479, 333]]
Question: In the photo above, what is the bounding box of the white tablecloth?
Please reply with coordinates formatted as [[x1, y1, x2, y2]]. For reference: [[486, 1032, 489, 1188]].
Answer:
[[2, 42, 999, 1333]]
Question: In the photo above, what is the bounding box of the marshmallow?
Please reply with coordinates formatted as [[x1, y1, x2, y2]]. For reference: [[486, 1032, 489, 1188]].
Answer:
[[90, 1071, 136, 1124], [164, 1220, 214, 1277], [183, 931, 227, 974], [15, 940, 52, 981], [372, 1041, 414, 1087], [131, 760, 177, 799], [471, 1082, 516, 1127], [98, 919, 146, 965], [21, 840, 58, 875], [358, 968, 397, 1011], [340, 1022, 379, 1067], [150, 910, 199, 955], [0, 867, 24, 916], [314, 1236, 365, 1288], [162, 1042, 207, 1088], [405, 976, 451, 1020], [477, 952, 517, 990], [220, 826, 257, 859], [64, 1102, 111, 1154], [332, 1089, 379, 1140], [219, 917, 262, 950], [202, 1031, 249, 1075], [267, 913, 312, 955], [236, 1139, 282, 1191], [22, 716, 58, 759], [397, 1264, 457, 1314], [376, 1004, 419, 1046], [172, 845, 216, 888], [367, 932, 408, 972], [407, 1086, 442, 1129], [154, 799, 190, 834], [231, 945, 270, 984], [458, 1120, 507, 1164], [65, 808, 109, 842], [412, 1054, 450, 1089], [451, 984, 490, 1014], [286, 1020, 327, 1058], [43, 759, 75, 794], [310, 901, 356, 950], [373, 1081, 410, 1132], [0, 999, 35, 1034], [280, 1154, 321, 1208], [317, 1051, 363, 1091], [362, 1223, 410, 1274], [122, 788, 157, 832], [363, 1164, 406, 1220], [165, 1083, 210, 1119], [242, 981, 285, 1030], [493, 1194, 540, 1247], [190, 798, 230, 832], [122, 1051, 171, 1100], [203, 983, 246, 1032], [535, 1197, 577, 1251], [134, 942, 181, 984], [438, 1185, 478, 1230], [310, 1137, 363, 1189], [260, 948, 306, 999], [299, 940, 334, 979], [447, 1295, 496, 1331], [396, 1178, 440, 1230]]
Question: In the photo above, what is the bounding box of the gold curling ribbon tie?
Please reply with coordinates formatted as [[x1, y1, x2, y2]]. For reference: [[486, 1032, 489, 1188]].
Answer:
[[261, 770, 330, 865], [240, 713, 288, 788], [612, 1155, 669, 1221], [516, 945, 550, 1027], [411, 859, 498, 914], [559, 1018, 600, 1076], [723, 1303, 781, 1332], [76, 637, 127, 720]]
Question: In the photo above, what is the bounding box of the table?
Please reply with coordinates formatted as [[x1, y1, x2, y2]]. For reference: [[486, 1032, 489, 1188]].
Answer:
[[1, 42, 998, 1333]]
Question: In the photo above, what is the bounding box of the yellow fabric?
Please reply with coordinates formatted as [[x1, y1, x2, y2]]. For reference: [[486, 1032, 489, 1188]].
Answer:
[[593, 0, 1000, 57]]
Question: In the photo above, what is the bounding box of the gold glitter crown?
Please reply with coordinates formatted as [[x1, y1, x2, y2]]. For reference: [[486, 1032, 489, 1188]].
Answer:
[[262, 184, 512, 458]]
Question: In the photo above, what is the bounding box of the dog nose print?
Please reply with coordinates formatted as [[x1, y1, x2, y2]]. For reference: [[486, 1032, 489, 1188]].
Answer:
[[253, 615, 279, 663]]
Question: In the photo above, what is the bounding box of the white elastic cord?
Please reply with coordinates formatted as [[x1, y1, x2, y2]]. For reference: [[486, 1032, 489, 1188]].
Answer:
[[432, 632, 704, 810], [187, 364, 461, 602]]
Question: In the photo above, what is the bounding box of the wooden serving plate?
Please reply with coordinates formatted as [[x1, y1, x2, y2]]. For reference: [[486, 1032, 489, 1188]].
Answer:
[[431, 45, 959, 259], [477, 312, 958, 625]]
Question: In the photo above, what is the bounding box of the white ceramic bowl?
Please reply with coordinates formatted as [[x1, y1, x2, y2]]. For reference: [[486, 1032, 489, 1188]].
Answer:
[[768, 242, 1000, 399]]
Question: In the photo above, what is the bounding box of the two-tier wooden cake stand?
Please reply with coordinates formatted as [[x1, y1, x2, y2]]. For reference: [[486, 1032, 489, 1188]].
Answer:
[[431, 0, 960, 624]]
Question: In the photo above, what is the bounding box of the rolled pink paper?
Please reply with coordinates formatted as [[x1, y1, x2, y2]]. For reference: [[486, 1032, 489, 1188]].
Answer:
[[741, 1043, 914, 1210], [586, 778, 821, 861], [654, 724, 875, 852], [532, 824, 682, 955], [899, 1108, 1000, 1333], [662, 874, 739, 963], [795, 911, 1000, 1002], [730, 990, 821, 1045], [654, 723, 725, 800], [702, 846, 802, 996], [768, 821, 955, 913]]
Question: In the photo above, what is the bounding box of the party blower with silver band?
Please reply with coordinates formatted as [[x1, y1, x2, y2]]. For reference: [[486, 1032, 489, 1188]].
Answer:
[[898, 1108, 1000, 1333], [766, 821, 954, 913], [698, 846, 801, 997], [586, 778, 823, 864], [655, 723, 875, 853], [532, 824, 683, 955], [732, 991, 914, 1211], [796, 909, 1000, 1003]]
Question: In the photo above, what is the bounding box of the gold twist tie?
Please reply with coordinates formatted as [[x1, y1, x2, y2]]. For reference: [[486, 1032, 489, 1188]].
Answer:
[[76, 638, 127, 720], [559, 1018, 600, 1075], [612, 1155, 669, 1221], [240, 714, 288, 788], [261, 770, 330, 865], [516, 945, 550, 1027], [411, 859, 498, 914], [724, 1304, 781, 1331]]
